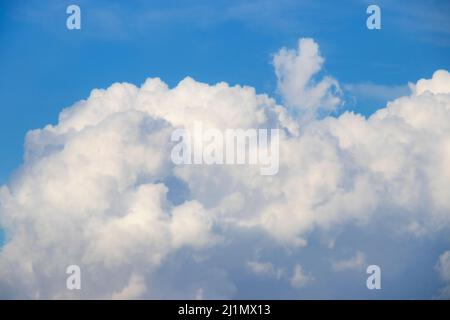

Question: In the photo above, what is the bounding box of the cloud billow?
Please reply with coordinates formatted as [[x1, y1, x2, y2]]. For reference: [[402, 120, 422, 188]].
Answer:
[[1, 38, 450, 299]]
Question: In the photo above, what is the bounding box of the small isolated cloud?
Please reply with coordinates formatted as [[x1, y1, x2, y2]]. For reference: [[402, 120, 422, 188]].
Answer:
[[435, 251, 450, 299], [195, 288, 204, 300], [332, 251, 366, 272], [290, 264, 313, 289], [436, 251, 450, 281], [247, 260, 284, 280]]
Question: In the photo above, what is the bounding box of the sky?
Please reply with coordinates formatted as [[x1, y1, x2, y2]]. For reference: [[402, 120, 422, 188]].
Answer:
[[0, 0, 450, 299], [1, 0, 449, 184]]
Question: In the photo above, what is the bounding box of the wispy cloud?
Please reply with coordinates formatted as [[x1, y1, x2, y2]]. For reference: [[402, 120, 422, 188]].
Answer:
[[332, 251, 366, 272], [290, 264, 313, 288], [344, 82, 410, 105]]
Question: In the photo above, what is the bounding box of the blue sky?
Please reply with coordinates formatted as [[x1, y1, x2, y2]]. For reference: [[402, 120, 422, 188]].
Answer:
[[0, 1, 450, 299], [1, 0, 449, 184]]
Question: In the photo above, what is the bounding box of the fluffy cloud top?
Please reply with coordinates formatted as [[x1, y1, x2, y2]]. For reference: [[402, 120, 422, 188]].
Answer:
[[413, 69, 450, 95], [1, 38, 450, 299], [273, 38, 342, 120]]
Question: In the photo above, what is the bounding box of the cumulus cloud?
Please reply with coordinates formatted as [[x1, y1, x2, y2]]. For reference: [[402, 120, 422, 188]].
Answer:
[[1, 38, 450, 299], [273, 38, 342, 121], [412, 69, 450, 95]]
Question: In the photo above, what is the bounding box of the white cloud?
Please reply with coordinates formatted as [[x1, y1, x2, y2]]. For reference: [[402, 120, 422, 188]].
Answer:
[[412, 69, 450, 95], [111, 274, 146, 300], [290, 264, 313, 288], [273, 38, 342, 120], [435, 251, 450, 299], [247, 260, 284, 279], [436, 251, 450, 281], [332, 251, 366, 272], [1, 38, 450, 298]]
